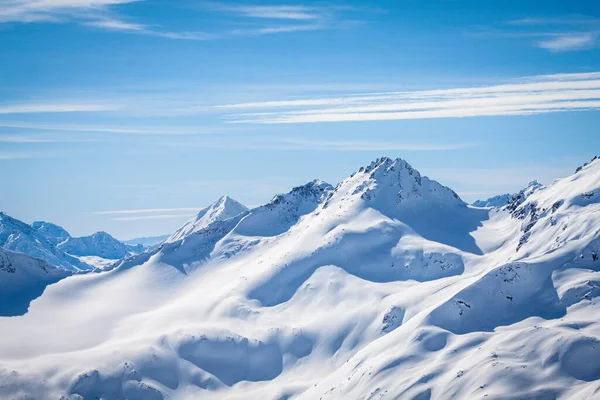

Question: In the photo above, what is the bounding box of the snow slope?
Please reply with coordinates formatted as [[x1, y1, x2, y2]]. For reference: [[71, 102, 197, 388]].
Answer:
[[1, 156, 599, 400], [0, 248, 72, 316]]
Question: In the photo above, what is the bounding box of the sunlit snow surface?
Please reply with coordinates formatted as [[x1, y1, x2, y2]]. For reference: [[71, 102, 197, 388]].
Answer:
[[1, 157, 599, 399]]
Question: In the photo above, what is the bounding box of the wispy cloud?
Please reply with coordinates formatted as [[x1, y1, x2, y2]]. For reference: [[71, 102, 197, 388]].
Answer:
[[528, 72, 600, 81], [152, 135, 474, 151], [0, 1, 362, 39], [218, 71, 600, 124], [0, 102, 117, 114], [0, 0, 135, 23], [83, 16, 146, 32], [206, 3, 362, 36], [0, 150, 57, 160], [212, 5, 325, 21], [0, 0, 213, 40], [495, 15, 600, 52], [83, 16, 215, 40], [231, 23, 324, 36], [91, 207, 201, 215], [0, 121, 223, 135], [537, 33, 596, 52], [272, 138, 474, 151], [112, 214, 195, 221], [0, 135, 101, 143], [508, 16, 600, 26]]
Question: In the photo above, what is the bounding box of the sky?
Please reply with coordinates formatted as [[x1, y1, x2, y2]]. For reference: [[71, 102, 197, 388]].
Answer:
[[1, 0, 600, 240]]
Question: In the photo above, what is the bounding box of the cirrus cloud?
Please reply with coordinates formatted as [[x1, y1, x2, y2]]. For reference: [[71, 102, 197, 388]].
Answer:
[[219, 72, 600, 124]]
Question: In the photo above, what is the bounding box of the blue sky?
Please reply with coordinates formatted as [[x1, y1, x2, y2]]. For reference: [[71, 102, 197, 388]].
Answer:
[[1, 0, 600, 239]]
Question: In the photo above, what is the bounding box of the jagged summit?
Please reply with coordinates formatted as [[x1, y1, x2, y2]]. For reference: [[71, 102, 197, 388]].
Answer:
[[575, 154, 599, 173], [267, 179, 332, 208], [324, 157, 463, 213], [505, 180, 543, 213], [168, 196, 249, 242]]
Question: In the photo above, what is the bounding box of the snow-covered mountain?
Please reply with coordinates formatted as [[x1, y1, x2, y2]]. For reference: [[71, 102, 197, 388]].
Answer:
[[167, 195, 249, 243], [31, 220, 71, 245], [0, 212, 92, 272], [124, 234, 170, 247], [472, 180, 543, 208], [231, 179, 332, 237], [0, 248, 72, 316], [1, 156, 599, 400], [58, 231, 145, 259], [1, 214, 145, 271], [472, 193, 512, 207]]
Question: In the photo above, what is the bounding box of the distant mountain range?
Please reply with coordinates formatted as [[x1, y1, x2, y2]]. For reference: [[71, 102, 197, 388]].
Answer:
[[472, 180, 543, 208], [0, 215, 148, 272], [123, 234, 170, 247]]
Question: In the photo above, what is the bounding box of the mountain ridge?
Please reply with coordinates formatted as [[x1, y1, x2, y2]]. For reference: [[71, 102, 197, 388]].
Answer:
[[0, 156, 599, 400]]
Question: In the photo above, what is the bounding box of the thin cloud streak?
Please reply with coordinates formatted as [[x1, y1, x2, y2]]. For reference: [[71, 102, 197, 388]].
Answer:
[[231, 23, 324, 36], [0, 103, 117, 114], [0, 150, 56, 160], [92, 207, 202, 215], [528, 72, 600, 81], [0, 121, 222, 135], [83, 17, 215, 40], [220, 72, 600, 124], [155, 136, 474, 151], [1, 1, 356, 39], [212, 5, 323, 20], [537, 33, 596, 52], [0, 0, 138, 23], [263, 138, 475, 151], [0, 135, 101, 143], [0, 0, 214, 40], [503, 16, 600, 52], [113, 214, 196, 221], [204, 3, 362, 37]]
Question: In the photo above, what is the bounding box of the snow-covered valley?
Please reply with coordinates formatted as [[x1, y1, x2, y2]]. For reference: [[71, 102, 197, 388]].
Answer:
[[1, 156, 599, 399]]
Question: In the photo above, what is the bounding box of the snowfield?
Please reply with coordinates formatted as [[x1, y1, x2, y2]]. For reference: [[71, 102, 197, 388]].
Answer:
[[1, 156, 599, 399]]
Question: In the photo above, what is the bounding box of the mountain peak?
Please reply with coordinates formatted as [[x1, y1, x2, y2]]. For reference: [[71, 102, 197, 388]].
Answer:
[[57, 230, 143, 260], [215, 194, 233, 203], [209, 195, 248, 216], [356, 156, 411, 176], [31, 221, 71, 246], [328, 156, 462, 212], [167, 196, 249, 242], [506, 180, 544, 213], [269, 179, 333, 206]]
